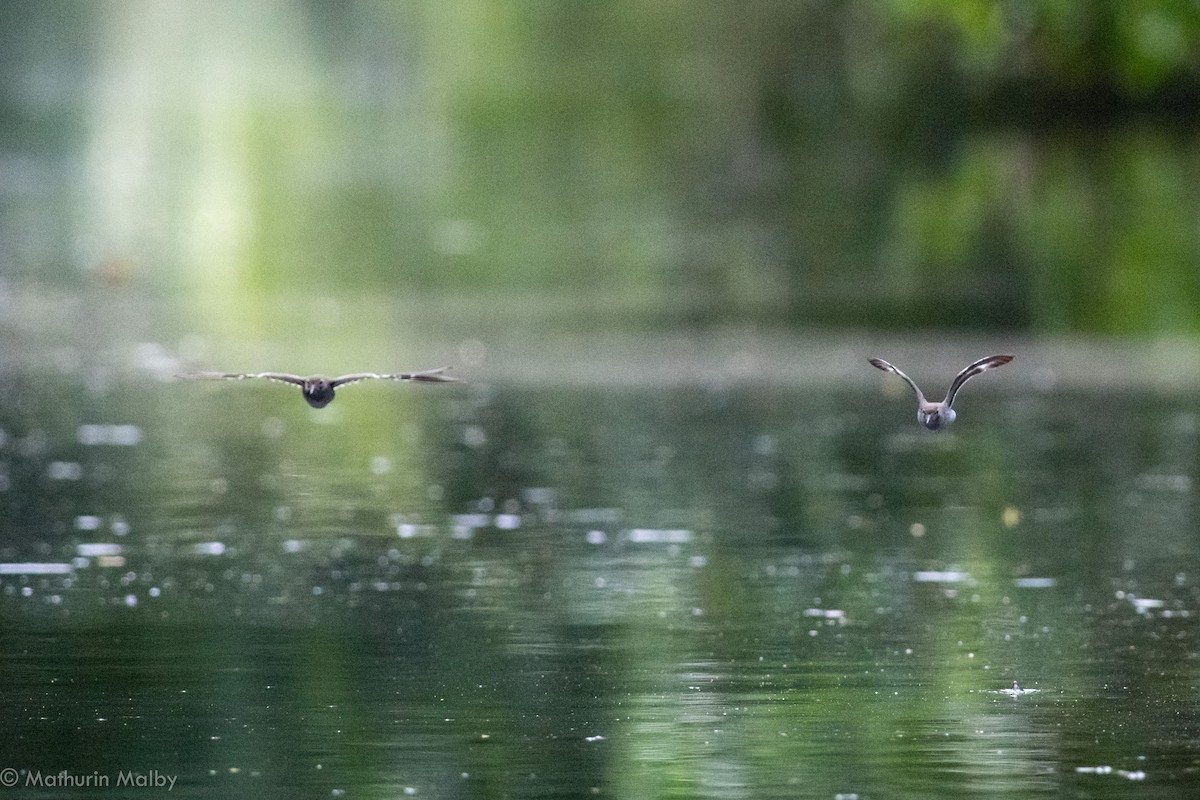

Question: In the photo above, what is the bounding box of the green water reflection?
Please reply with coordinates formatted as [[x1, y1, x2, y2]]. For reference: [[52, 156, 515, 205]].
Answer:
[[1, 378, 1198, 798]]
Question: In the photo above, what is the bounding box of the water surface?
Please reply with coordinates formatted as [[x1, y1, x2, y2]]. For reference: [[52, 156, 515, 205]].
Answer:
[[2, 367, 1197, 798]]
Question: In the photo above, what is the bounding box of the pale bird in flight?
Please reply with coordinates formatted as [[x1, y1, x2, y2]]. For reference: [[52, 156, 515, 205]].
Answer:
[[997, 681, 1040, 698], [177, 367, 458, 408], [868, 355, 1013, 430]]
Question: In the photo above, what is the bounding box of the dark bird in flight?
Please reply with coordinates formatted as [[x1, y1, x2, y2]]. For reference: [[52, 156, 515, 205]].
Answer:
[[178, 367, 458, 408], [868, 355, 1013, 430]]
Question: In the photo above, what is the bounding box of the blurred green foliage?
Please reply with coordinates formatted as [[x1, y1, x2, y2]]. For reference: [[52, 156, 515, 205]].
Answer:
[[885, 0, 1200, 94], [2, 1, 1199, 333]]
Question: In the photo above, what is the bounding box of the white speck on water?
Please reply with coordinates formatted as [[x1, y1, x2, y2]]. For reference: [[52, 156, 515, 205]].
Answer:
[[193, 542, 226, 556], [453, 513, 491, 529], [370, 456, 391, 475], [524, 487, 555, 505], [628, 528, 692, 544], [585, 530, 607, 544], [494, 514, 521, 530], [1136, 473, 1191, 492], [0, 563, 73, 575], [74, 515, 103, 531], [1131, 596, 1164, 613], [913, 570, 971, 584], [47, 461, 83, 481], [124, 594, 137, 607], [752, 434, 777, 456], [77, 543, 121, 557], [77, 423, 142, 446], [804, 608, 846, 623], [463, 425, 487, 447], [283, 539, 304, 553], [1014, 577, 1057, 588]]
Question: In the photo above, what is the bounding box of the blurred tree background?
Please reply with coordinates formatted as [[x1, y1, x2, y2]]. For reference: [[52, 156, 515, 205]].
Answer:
[[1, 0, 1199, 336]]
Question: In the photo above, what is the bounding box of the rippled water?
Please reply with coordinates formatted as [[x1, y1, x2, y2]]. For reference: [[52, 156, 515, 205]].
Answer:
[[1, 360, 1198, 798]]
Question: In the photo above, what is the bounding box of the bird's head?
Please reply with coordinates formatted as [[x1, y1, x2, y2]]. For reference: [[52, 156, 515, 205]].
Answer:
[[302, 378, 336, 408], [919, 405, 955, 431]]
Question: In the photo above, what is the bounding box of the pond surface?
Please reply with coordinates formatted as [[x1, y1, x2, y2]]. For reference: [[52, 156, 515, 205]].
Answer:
[[4, 4, 1200, 797], [2, 353, 1198, 799]]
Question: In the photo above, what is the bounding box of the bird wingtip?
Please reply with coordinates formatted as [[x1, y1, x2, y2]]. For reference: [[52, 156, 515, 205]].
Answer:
[[414, 367, 462, 383]]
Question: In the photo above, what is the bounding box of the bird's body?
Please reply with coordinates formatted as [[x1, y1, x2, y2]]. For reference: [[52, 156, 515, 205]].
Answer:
[[868, 355, 1012, 430], [178, 368, 457, 408]]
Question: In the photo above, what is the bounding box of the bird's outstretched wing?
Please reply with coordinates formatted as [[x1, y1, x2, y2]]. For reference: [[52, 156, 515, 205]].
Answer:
[[868, 358, 925, 403], [943, 355, 1013, 407], [177, 371, 306, 387], [331, 367, 459, 387]]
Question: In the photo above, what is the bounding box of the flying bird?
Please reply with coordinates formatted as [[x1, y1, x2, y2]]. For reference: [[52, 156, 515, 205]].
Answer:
[[177, 367, 458, 408], [868, 355, 1012, 430]]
